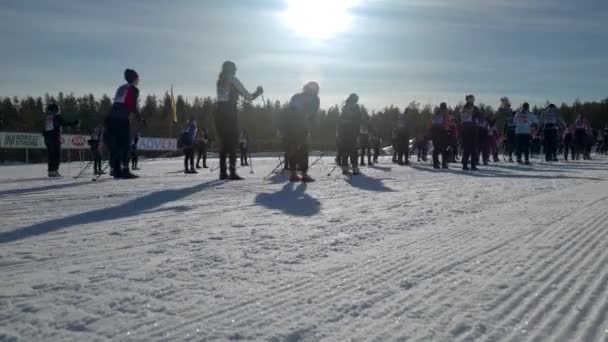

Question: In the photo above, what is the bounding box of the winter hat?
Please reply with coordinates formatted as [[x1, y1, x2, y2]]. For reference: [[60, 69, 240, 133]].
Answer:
[[222, 61, 237, 74], [465, 95, 475, 104], [522, 102, 530, 110], [124, 69, 139, 83], [303, 81, 320, 95], [347, 93, 359, 104], [46, 103, 60, 113]]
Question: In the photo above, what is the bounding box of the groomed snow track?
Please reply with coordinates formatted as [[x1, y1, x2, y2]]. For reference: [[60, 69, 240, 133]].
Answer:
[[1, 156, 607, 341]]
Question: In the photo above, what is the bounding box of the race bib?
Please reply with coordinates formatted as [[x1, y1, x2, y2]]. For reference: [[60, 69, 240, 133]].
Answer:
[[45, 115, 54, 131], [461, 109, 473, 123], [432, 114, 444, 125]]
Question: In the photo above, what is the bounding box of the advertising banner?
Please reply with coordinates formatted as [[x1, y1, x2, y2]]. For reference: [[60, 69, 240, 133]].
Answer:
[[0, 132, 178, 151]]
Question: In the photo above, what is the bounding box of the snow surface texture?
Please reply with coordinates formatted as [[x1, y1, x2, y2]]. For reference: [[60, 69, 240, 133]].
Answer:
[[1, 155, 608, 342]]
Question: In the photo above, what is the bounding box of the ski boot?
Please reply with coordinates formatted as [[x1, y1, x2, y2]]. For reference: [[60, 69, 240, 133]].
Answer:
[[301, 174, 315, 183], [289, 171, 302, 182], [229, 172, 244, 181], [120, 169, 139, 179], [352, 167, 361, 175]]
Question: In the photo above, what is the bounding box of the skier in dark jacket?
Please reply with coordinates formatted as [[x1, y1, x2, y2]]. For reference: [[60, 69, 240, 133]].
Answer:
[[359, 116, 373, 166], [88, 126, 104, 175], [337, 94, 362, 175], [430, 102, 450, 169], [396, 111, 411, 166], [281, 81, 320, 182], [215, 61, 263, 180], [105, 69, 141, 179], [459, 95, 480, 170], [540, 104, 563, 162], [43, 104, 79, 177], [195, 129, 210, 169], [180, 118, 198, 174], [130, 133, 140, 170], [573, 114, 590, 160], [476, 109, 490, 165], [370, 130, 382, 164], [503, 111, 517, 162]]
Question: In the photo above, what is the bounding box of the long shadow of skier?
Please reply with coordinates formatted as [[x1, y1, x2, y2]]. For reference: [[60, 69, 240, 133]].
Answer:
[[346, 174, 395, 192], [0, 180, 225, 243], [0, 179, 110, 198], [369, 165, 393, 172], [409, 164, 605, 181], [255, 183, 321, 217]]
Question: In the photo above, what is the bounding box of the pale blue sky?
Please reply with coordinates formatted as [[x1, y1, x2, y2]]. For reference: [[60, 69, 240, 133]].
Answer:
[[1, 0, 607, 110]]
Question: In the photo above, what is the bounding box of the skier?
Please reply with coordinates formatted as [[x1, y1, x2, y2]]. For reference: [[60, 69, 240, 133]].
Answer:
[[476, 108, 491, 165], [337, 94, 362, 175], [215, 61, 263, 180], [43, 103, 79, 177], [88, 126, 104, 175], [596, 128, 605, 154], [396, 111, 411, 166], [239, 129, 249, 166], [281, 81, 320, 182], [459, 95, 480, 170], [503, 111, 517, 162], [447, 115, 459, 163], [488, 117, 500, 162], [391, 128, 399, 163], [430, 102, 450, 169], [514, 102, 537, 165], [563, 124, 574, 161], [195, 128, 210, 169], [359, 116, 373, 166], [370, 130, 382, 164], [130, 132, 140, 170], [416, 132, 429, 162], [104, 69, 141, 179], [584, 126, 595, 160], [573, 113, 590, 160], [540, 104, 562, 162], [179, 118, 198, 174]]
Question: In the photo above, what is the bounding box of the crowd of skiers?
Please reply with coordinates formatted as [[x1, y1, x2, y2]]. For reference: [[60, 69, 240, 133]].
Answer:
[[42, 64, 607, 180]]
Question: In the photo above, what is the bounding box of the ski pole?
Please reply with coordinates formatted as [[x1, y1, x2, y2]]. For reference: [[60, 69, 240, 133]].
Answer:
[[264, 157, 284, 180], [327, 163, 340, 176], [249, 153, 254, 174], [309, 152, 326, 170], [74, 161, 93, 179]]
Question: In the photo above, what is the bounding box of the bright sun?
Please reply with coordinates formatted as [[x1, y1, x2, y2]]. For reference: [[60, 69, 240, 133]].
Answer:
[[282, 0, 359, 40]]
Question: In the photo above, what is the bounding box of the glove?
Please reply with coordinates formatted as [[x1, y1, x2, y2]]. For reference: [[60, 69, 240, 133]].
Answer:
[[255, 86, 264, 97]]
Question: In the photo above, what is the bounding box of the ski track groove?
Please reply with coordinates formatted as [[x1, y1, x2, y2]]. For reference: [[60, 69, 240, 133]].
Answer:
[[354, 192, 588, 340], [1, 157, 607, 341], [478, 206, 608, 341], [138, 173, 606, 340]]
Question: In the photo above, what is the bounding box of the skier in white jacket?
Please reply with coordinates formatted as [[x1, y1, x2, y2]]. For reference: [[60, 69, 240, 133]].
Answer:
[[514, 102, 538, 165]]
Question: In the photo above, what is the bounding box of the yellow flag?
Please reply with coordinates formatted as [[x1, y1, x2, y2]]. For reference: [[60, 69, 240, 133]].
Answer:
[[171, 84, 177, 123]]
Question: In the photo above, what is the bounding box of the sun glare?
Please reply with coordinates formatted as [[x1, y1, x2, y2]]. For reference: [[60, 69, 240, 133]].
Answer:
[[282, 0, 359, 40]]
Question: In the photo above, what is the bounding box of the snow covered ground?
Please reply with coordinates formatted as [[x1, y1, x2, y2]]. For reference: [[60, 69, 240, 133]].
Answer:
[[1, 154, 607, 342]]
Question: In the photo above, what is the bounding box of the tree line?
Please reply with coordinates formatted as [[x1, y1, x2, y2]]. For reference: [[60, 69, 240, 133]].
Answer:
[[1, 92, 607, 153]]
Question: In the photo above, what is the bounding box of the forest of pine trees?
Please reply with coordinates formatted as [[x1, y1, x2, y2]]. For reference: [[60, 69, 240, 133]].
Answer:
[[1, 92, 607, 154]]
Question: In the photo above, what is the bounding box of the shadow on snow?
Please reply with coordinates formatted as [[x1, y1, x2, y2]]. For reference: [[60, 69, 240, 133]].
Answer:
[[346, 173, 395, 192], [255, 182, 321, 217], [0, 180, 225, 243]]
